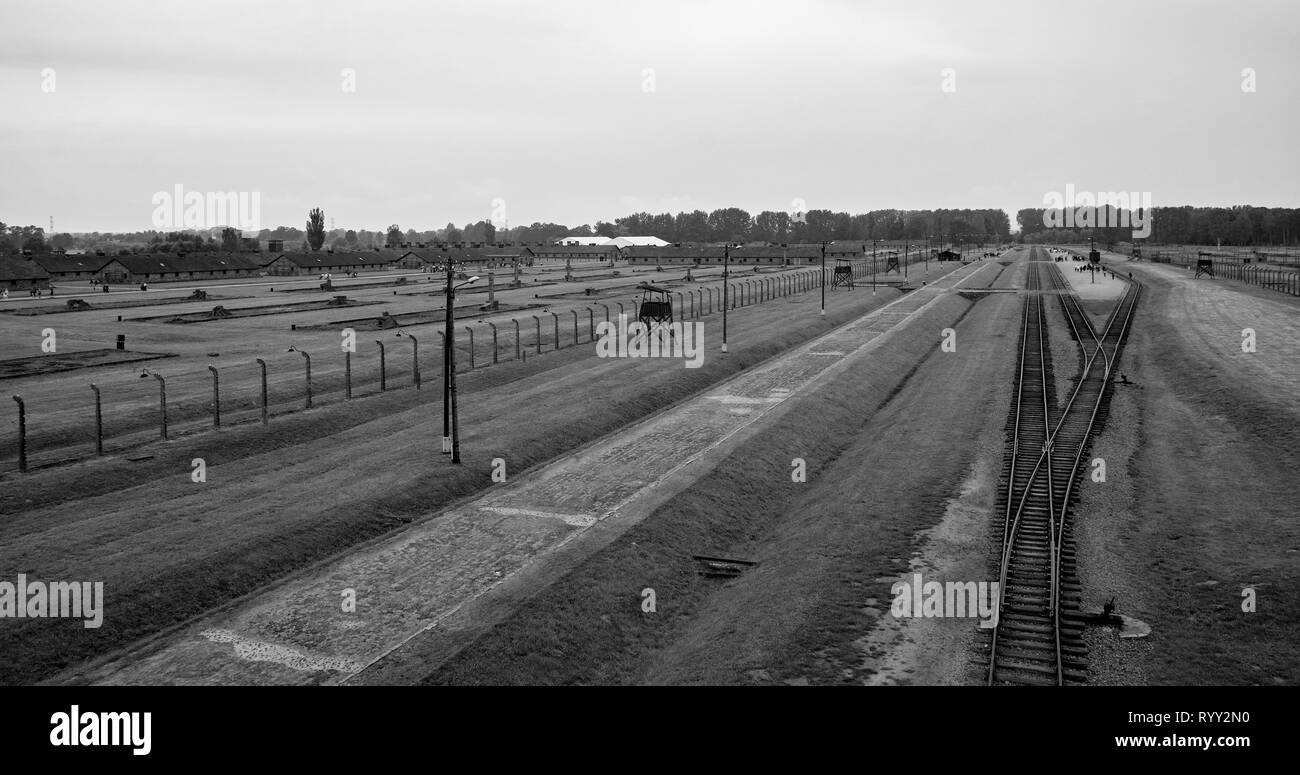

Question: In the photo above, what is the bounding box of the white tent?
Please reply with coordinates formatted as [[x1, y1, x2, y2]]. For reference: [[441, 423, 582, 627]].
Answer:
[[606, 236, 670, 248], [555, 236, 612, 246]]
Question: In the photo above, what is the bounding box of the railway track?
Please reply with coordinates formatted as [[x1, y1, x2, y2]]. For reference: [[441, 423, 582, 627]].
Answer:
[[987, 250, 1141, 685]]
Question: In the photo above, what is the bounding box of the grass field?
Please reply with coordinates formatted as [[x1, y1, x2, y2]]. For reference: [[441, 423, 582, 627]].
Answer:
[[2, 259, 893, 472], [1, 256, 955, 685]]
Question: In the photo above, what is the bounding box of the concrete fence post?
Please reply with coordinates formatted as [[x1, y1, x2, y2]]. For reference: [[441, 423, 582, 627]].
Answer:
[[299, 351, 312, 409], [375, 340, 387, 391], [345, 352, 352, 399], [488, 322, 498, 364], [409, 334, 421, 388], [12, 395, 26, 472], [465, 327, 474, 369], [256, 358, 268, 424], [90, 383, 103, 455], [208, 365, 220, 427], [153, 374, 168, 439]]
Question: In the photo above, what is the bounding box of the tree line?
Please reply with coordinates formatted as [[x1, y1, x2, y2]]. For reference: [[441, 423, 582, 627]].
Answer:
[[1015, 205, 1300, 246], [542, 208, 1013, 245], [7, 205, 1299, 256]]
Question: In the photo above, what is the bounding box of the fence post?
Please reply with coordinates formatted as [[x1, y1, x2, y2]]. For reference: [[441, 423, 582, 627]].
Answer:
[[256, 358, 268, 424], [208, 365, 220, 427], [375, 340, 387, 391], [299, 351, 312, 409], [345, 351, 352, 399], [599, 303, 610, 326], [410, 334, 421, 388], [551, 312, 560, 349], [154, 374, 168, 439], [532, 316, 542, 354], [465, 326, 474, 369], [12, 395, 25, 472], [489, 322, 498, 364], [587, 307, 595, 340], [90, 384, 103, 455], [513, 319, 521, 360], [572, 309, 579, 344]]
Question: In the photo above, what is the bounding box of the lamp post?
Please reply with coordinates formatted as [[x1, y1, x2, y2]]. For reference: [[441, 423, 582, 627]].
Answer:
[[820, 241, 826, 315], [721, 244, 730, 353], [442, 261, 479, 463]]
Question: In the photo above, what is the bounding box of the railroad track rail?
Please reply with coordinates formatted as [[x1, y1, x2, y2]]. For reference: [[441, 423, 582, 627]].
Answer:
[[987, 249, 1141, 686]]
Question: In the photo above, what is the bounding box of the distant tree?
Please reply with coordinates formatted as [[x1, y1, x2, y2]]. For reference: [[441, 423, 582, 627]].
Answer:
[[50, 232, 75, 251], [483, 221, 496, 243], [753, 211, 790, 243], [650, 212, 676, 242], [594, 221, 619, 238], [615, 212, 654, 235], [268, 226, 305, 242], [306, 208, 326, 251], [344, 229, 358, 245], [385, 224, 402, 248], [221, 227, 239, 252], [805, 210, 836, 242], [707, 208, 752, 244], [444, 222, 463, 243], [674, 210, 709, 243], [19, 228, 48, 254], [569, 224, 594, 237]]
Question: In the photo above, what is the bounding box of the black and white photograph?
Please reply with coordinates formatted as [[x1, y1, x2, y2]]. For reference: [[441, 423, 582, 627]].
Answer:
[[0, 0, 1294, 755]]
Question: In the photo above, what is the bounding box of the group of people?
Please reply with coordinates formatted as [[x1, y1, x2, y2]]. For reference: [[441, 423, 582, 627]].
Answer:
[[2, 286, 55, 299], [1075, 263, 1117, 280]]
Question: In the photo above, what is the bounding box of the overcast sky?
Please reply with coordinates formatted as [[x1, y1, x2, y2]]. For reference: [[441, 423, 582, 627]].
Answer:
[[1, 0, 1296, 233]]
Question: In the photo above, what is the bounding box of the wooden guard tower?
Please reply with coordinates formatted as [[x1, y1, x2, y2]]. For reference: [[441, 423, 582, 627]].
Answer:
[[884, 250, 901, 273], [831, 259, 854, 288]]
